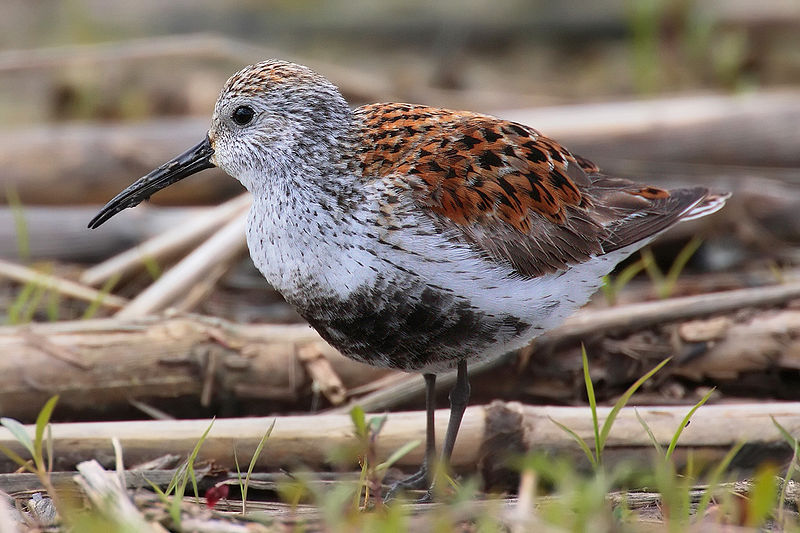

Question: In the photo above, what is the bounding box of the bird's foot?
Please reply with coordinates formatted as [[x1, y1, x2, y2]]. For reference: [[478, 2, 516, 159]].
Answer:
[[383, 466, 430, 503]]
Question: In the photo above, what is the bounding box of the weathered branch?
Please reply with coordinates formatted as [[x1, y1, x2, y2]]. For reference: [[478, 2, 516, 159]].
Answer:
[[0, 402, 795, 476], [0, 315, 388, 420]]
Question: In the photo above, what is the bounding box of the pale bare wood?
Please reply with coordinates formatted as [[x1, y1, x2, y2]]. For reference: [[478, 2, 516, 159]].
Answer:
[[498, 91, 800, 140], [0, 402, 796, 474], [674, 309, 800, 380], [0, 469, 203, 494], [297, 342, 347, 406], [116, 214, 248, 318], [0, 34, 393, 104], [0, 315, 388, 420], [172, 262, 232, 315], [81, 194, 251, 287], [540, 280, 800, 349], [329, 352, 511, 414], [0, 258, 127, 309], [74, 460, 159, 533]]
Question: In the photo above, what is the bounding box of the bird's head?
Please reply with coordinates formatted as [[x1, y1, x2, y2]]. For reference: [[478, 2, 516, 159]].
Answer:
[[88, 60, 350, 229]]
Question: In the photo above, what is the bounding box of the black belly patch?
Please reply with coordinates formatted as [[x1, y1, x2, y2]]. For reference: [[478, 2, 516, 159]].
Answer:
[[295, 281, 530, 371]]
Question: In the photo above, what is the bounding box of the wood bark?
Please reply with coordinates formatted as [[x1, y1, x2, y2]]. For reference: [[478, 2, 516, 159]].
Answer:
[[0, 315, 389, 420]]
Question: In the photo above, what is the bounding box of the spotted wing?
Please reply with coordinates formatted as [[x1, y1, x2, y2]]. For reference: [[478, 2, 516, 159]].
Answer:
[[354, 103, 720, 278]]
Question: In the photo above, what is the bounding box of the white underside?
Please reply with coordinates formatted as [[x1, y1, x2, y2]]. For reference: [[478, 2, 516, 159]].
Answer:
[[247, 186, 658, 372]]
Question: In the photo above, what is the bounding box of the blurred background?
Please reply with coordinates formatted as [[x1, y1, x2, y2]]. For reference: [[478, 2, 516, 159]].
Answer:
[[1, 0, 800, 421]]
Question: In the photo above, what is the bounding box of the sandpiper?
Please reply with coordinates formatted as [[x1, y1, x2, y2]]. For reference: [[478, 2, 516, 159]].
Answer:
[[89, 60, 728, 500]]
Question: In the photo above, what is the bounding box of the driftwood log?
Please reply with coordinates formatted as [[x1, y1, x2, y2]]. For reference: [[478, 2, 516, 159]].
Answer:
[[0, 402, 796, 481], [0, 316, 389, 420]]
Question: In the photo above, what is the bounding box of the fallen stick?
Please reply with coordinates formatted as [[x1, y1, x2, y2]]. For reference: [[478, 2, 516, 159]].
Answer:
[[0, 258, 127, 309], [115, 214, 248, 318], [499, 90, 800, 169], [81, 194, 251, 287], [0, 402, 795, 476], [540, 280, 800, 349]]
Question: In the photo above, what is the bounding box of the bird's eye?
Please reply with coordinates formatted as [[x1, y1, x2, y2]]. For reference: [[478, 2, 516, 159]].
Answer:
[[231, 105, 255, 126]]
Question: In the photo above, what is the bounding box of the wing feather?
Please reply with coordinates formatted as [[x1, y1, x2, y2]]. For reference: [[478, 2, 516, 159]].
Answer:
[[354, 103, 725, 278]]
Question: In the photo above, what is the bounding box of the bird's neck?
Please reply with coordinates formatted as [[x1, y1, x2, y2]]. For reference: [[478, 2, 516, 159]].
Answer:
[[244, 113, 362, 211]]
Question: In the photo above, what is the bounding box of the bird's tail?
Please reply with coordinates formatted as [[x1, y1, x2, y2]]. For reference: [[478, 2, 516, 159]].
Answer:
[[681, 192, 731, 221]]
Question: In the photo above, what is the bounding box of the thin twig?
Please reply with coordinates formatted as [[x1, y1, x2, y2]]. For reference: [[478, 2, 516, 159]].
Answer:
[[0, 258, 127, 309], [540, 280, 800, 348], [115, 214, 247, 318], [81, 194, 251, 287]]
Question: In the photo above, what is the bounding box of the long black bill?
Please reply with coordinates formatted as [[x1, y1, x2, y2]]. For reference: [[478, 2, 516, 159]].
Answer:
[[88, 136, 215, 229]]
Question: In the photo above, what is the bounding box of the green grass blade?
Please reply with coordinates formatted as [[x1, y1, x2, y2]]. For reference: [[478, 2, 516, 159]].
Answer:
[[615, 257, 647, 290], [598, 357, 671, 456], [350, 406, 367, 439], [165, 462, 184, 496], [663, 236, 703, 298], [549, 416, 596, 468], [665, 387, 714, 461], [377, 439, 421, 473], [20, 279, 47, 324], [747, 464, 778, 527], [81, 273, 120, 320], [45, 289, 60, 322], [186, 418, 216, 500], [640, 248, 664, 288], [46, 425, 53, 473], [243, 419, 275, 512], [141, 255, 162, 281], [0, 443, 35, 472], [367, 414, 388, 437], [772, 416, 798, 450], [634, 407, 663, 457], [601, 275, 615, 305], [145, 477, 168, 501], [7, 280, 35, 325], [6, 185, 30, 262], [34, 395, 59, 469], [0, 418, 34, 455], [695, 440, 745, 519], [771, 415, 800, 524], [233, 446, 244, 512], [581, 345, 601, 465]]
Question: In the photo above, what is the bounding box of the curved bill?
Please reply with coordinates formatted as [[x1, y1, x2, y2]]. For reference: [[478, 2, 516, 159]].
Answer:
[[88, 136, 215, 229]]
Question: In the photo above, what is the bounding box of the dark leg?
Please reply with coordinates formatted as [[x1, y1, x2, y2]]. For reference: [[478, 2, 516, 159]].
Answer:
[[384, 373, 437, 501], [423, 359, 470, 501], [441, 360, 470, 462]]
